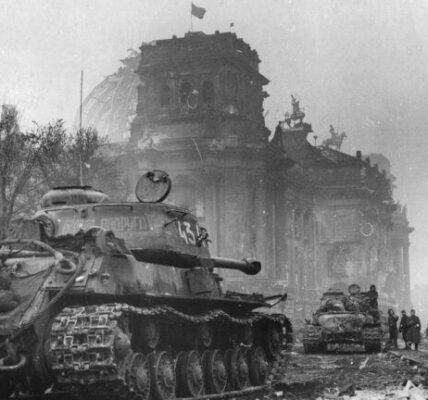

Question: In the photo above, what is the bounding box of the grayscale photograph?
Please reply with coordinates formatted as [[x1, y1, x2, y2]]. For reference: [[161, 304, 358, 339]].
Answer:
[[0, 1, 427, 399]]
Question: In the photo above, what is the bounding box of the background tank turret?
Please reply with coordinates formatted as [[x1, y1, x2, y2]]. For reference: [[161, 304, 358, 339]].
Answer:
[[302, 284, 382, 353], [0, 170, 292, 400]]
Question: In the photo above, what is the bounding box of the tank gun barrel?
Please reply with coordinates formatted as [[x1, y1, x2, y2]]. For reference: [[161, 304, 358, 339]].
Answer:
[[130, 249, 261, 275], [209, 257, 261, 275]]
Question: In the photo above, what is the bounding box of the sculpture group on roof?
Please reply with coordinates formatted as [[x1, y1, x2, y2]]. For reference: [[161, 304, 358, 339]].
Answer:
[[283, 94, 306, 127], [322, 124, 347, 151]]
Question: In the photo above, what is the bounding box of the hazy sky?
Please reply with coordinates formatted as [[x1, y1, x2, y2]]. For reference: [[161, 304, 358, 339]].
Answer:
[[1, 0, 428, 287]]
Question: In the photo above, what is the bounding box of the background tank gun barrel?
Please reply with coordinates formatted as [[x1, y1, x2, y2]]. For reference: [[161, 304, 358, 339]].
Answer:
[[130, 249, 261, 275]]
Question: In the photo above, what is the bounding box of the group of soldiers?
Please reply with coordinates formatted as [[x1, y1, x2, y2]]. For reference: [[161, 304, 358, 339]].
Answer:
[[387, 308, 422, 350]]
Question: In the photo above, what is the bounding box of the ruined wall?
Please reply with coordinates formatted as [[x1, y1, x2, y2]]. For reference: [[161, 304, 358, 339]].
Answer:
[[267, 123, 412, 319], [128, 31, 275, 297], [82, 30, 412, 322]]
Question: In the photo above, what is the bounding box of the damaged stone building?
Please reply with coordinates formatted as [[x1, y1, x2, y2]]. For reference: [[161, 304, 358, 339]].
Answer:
[[82, 31, 412, 319]]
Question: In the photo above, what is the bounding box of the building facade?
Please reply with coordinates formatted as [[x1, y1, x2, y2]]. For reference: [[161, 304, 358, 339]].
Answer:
[[84, 31, 413, 320]]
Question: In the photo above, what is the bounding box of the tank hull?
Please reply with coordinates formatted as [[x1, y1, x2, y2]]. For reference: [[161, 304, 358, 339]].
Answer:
[[0, 180, 292, 399], [0, 239, 292, 399]]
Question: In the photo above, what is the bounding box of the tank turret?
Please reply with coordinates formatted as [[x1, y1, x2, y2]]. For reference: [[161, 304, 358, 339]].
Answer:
[[41, 186, 110, 207], [0, 170, 292, 400]]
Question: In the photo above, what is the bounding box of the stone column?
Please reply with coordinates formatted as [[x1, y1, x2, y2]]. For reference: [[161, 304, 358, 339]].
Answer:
[[403, 242, 411, 308]]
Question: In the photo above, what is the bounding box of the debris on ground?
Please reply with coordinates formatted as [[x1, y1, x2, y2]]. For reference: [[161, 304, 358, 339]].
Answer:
[[358, 356, 369, 370], [276, 344, 428, 400], [315, 380, 428, 399]]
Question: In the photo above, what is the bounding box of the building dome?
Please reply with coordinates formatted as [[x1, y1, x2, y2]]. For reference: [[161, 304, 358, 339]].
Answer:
[[78, 50, 140, 143]]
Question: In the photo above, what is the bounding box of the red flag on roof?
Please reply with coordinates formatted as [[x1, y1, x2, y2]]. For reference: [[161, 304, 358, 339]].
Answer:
[[191, 3, 206, 19]]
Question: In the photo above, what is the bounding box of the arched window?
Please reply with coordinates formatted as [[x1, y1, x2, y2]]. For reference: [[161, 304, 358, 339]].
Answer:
[[303, 210, 312, 239], [179, 82, 192, 105], [222, 73, 238, 103], [201, 80, 215, 104], [160, 85, 171, 107]]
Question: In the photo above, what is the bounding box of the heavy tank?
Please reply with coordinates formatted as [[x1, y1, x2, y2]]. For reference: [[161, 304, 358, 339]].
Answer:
[[302, 284, 382, 353], [0, 171, 292, 400]]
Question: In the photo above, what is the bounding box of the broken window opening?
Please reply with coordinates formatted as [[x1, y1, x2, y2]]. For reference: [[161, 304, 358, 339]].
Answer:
[[179, 82, 192, 106], [160, 84, 171, 107], [202, 80, 215, 104]]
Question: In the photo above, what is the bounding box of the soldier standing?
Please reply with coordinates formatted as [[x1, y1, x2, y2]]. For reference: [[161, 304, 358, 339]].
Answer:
[[407, 309, 421, 351], [399, 310, 410, 350], [367, 285, 379, 309], [387, 309, 398, 349]]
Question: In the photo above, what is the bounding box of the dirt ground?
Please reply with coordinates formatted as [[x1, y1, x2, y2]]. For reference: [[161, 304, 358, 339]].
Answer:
[[274, 342, 428, 400]]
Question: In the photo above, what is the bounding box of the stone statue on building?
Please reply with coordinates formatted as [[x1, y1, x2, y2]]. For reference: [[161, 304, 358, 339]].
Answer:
[[322, 124, 347, 150], [284, 94, 305, 126], [283, 94, 311, 131], [291, 95, 305, 123]]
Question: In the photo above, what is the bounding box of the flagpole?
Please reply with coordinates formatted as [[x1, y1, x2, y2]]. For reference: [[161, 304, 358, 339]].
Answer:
[[190, 2, 193, 32], [79, 70, 83, 133], [79, 70, 84, 186]]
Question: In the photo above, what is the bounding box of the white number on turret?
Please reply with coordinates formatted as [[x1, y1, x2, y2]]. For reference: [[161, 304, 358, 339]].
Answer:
[[177, 220, 197, 245]]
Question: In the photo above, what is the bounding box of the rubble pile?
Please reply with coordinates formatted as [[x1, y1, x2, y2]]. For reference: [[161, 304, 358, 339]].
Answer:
[[276, 350, 428, 400], [317, 380, 428, 400]]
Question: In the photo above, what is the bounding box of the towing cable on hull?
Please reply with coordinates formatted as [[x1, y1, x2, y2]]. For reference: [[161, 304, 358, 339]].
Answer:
[[0, 239, 81, 373]]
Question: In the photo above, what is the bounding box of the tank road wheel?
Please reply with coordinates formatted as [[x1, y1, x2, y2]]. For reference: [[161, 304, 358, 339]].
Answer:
[[143, 320, 161, 350], [263, 324, 282, 360], [176, 350, 204, 397], [150, 351, 176, 400], [128, 353, 151, 400], [199, 324, 214, 348], [226, 348, 250, 390], [248, 346, 268, 386], [241, 325, 254, 346], [202, 350, 228, 394]]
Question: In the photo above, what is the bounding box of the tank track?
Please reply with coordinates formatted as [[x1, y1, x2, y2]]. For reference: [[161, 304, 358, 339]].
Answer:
[[302, 325, 323, 353], [362, 326, 382, 353], [47, 304, 290, 400]]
